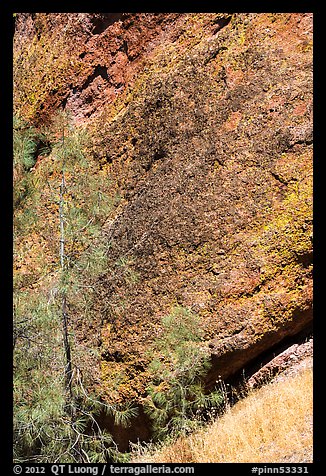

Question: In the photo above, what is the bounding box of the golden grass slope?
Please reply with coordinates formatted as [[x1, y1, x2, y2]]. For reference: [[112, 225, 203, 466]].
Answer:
[[133, 365, 313, 463]]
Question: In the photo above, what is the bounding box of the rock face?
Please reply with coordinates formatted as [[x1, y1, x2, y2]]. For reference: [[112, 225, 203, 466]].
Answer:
[[247, 338, 313, 389], [14, 12, 313, 418], [14, 13, 190, 124]]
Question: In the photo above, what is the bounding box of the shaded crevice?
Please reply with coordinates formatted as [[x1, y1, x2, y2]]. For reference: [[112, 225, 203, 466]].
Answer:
[[295, 250, 313, 268], [211, 15, 232, 34], [96, 324, 313, 454], [61, 96, 68, 109], [90, 14, 124, 35], [205, 306, 313, 391], [287, 138, 313, 150], [118, 39, 129, 56], [143, 147, 167, 172], [80, 65, 110, 92], [270, 170, 290, 185], [95, 405, 152, 455], [278, 134, 313, 154], [226, 325, 313, 394], [204, 46, 228, 64], [152, 148, 166, 162], [34, 137, 52, 158]]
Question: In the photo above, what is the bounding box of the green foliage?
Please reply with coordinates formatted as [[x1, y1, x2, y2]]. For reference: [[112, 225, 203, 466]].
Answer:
[[48, 110, 89, 168], [111, 403, 139, 428], [13, 116, 51, 200], [46, 111, 119, 266], [13, 116, 52, 245], [13, 116, 37, 171], [13, 290, 66, 461], [13, 116, 38, 209], [13, 110, 132, 463], [13, 269, 136, 463], [115, 256, 140, 285], [144, 306, 223, 439]]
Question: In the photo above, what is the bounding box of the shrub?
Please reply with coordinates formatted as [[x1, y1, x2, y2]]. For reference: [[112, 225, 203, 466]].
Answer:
[[13, 110, 134, 463], [144, 306, 223, 439]]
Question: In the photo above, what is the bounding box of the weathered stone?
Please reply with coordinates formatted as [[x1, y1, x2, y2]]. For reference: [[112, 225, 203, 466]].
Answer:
[[247, 338, 313, 389], [14, 12, 313, 424]]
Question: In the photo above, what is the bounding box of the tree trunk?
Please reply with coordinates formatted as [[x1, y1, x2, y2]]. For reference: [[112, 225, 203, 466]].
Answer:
[[59, 135, 74, 415]]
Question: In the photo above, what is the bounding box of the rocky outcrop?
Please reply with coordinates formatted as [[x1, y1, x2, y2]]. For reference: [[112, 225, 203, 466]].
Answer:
[[90, 13, 313, 404], [14, 12, 313, 420], [14, 13, 220, 124], [247, 338, 313, 389]]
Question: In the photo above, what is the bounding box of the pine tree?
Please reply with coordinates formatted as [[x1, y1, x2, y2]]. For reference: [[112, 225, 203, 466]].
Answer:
[[144, 306, 223, 439], [13, 110, 137, 463]]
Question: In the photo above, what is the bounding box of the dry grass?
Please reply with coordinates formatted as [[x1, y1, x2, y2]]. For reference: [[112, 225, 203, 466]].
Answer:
[[132, 366, 313, 463]]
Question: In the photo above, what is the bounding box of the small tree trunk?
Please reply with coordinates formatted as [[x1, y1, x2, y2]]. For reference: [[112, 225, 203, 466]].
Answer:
[[62, 294, 74, 409], [59, 172, 65, 270], [59, 138, 74, 415]]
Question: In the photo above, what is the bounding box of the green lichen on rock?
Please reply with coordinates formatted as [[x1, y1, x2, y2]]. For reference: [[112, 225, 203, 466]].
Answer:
[[91, 13, 312, 402], [14, 13, 313, 409]]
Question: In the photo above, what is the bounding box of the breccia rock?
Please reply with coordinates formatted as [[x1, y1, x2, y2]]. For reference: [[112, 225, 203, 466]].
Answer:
[[247, 338, 313, 389], [14, 13, 313, 416]]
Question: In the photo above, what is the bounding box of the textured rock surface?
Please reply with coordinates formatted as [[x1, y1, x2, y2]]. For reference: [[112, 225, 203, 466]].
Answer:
[[247, 338, 313, 389], [14, 13, 313, 411], [14, 13, 204, 124]]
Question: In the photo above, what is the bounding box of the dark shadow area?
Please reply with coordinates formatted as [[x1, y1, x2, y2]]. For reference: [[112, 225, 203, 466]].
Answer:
[[79, 65, 110, 92], [91, 13, 124, 35], [225, 324, 313, 405]]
